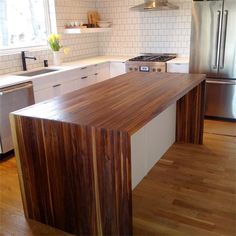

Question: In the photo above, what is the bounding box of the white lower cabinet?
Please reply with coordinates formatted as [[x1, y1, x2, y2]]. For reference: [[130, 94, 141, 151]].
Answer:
[[33, 61, 127, 103], [167, 63, 189, 73], [61, 80, 77, 95], [34, 84, 62, 103], [77, 64, 99, 88], [97, 63, 110, 82], [35, 79, 84, 103], [79, 65, 96, 77], [77, 74, 97, 89], [34, 87, 53, 103], [110, 62, 126, 78]]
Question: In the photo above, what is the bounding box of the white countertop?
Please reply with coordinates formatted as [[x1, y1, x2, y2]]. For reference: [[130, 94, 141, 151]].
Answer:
[[0, 56, 130, 89], [0, 56, 189, 89], [167, 57, 189, 64]]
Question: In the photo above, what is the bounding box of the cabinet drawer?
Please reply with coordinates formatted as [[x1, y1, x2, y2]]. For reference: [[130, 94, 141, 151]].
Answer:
[[33, 75, 57, 91], [97, 62, 110, 82], [33, 69, 82, 92], [79, 65, 97, 77], [110, 62, 126, 78], [167, 63, 189, 73], [34, 79, 79, 103], [77, 74, 97, 89], [34, 86, 57, 103]]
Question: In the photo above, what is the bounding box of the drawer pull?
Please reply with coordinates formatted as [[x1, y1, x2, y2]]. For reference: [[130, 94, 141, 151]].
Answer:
[[52, 84, 61, 88], [81, 67, 87, 70], [94, 73, 98, 75], [81, 76, 88, 79]]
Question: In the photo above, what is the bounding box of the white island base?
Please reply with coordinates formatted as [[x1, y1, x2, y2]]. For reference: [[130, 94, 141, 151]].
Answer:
[[131, 103, 176, 189]]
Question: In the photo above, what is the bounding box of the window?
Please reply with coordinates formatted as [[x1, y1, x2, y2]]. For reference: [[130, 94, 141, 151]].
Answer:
[[0, 0, 54, 51]]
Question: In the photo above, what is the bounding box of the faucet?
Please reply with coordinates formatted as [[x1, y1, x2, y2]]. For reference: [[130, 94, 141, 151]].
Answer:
[[21, 51, 37, 71]]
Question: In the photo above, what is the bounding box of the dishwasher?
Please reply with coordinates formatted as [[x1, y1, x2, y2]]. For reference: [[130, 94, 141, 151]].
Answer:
[[0, 82, 35, 157]]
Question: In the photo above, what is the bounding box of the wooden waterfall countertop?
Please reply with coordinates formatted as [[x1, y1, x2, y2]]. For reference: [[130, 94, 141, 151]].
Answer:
[[11, 72, 206, 236], [13, 72, 205, 135]]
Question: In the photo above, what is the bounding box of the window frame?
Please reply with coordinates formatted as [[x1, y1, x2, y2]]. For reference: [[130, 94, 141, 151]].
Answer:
[[0, 0, 55, 55]]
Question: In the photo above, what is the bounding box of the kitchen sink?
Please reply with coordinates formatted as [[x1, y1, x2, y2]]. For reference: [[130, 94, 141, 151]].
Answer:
[[16, 69, 59, 77]]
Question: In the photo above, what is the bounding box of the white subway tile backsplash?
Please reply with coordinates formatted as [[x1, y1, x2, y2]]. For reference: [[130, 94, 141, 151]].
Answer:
[[97, 0, 192, 57], [0, 0, 192, 75]]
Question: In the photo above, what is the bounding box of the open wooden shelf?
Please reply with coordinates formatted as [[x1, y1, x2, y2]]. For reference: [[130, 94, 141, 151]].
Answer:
[[64, 28, 112, 34]]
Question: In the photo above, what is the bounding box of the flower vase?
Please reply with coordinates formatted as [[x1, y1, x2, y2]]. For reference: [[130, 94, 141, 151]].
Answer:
[[53, 51, 62, 66]]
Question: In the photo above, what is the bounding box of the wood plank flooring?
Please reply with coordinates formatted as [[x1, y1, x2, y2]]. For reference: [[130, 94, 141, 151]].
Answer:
[[1, 120, 236, 236], [204, 119, 236, 137]]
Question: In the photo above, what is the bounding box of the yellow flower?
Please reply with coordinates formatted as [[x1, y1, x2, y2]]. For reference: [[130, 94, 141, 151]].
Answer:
[[47, 33, 63, 51], [63, 47, 70, 55]]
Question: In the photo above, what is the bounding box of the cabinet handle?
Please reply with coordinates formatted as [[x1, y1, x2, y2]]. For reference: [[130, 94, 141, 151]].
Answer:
[[81, 67, 87, 70], [94, 73, 98, 75], [52, 84, 61, 88], [81, 76, 88, 79]]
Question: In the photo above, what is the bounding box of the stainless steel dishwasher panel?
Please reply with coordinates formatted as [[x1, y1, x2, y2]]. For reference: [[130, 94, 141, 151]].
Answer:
[[0, 83, 35, 154], [205, 79, 236, 119]]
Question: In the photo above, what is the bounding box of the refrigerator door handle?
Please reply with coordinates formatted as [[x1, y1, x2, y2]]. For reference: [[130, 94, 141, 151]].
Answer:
[[213, 10, 222, 69], [219, 10, 228, 69]]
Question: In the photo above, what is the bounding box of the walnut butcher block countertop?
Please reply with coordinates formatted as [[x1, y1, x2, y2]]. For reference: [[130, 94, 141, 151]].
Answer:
[[12, 72, 206, 134], [11, 71, 206, 236]]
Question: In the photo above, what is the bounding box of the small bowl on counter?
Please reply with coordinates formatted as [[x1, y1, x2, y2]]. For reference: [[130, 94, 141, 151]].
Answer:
[[97, 21, 112, 28]]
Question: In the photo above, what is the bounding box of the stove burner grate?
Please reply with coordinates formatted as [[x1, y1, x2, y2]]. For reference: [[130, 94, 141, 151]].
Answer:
[[129, 54, 176, 62]]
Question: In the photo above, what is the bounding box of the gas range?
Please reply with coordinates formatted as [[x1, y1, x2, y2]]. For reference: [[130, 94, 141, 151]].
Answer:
[[126, 53, 177, 73]]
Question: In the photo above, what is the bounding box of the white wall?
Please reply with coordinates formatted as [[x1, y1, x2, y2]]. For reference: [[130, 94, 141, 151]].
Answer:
[[97, 0, 192, 57]]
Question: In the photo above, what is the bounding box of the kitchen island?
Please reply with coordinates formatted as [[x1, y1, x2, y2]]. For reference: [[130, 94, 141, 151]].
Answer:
[[10, 72, 206, 236]]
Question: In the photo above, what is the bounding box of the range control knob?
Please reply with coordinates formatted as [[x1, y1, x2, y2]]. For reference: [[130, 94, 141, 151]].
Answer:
[[157, 68, 162, 72], [152, 68, 156, 72], [134, 68, 138, 71], [129, 68, 133, 71]]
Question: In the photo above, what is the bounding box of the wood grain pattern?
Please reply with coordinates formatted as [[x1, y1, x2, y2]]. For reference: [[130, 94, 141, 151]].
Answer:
[[1, 120, 235, 236], [10, 116, 132, 235], [133, 125, 236, 236], [10, 72, 206, 235], [176, 80, 206, 144], [204, 119, 236, 137], [12, 72, 205, 135]]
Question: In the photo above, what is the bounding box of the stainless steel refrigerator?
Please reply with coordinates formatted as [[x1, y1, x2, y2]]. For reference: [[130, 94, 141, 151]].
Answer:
[[189, 0, 236, 120]]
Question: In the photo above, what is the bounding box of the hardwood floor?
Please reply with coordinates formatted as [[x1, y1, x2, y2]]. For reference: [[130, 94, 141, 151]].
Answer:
[[204, 119, 236, 137], [133, 121, 236, 236], [0, 120, 236, 236]]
